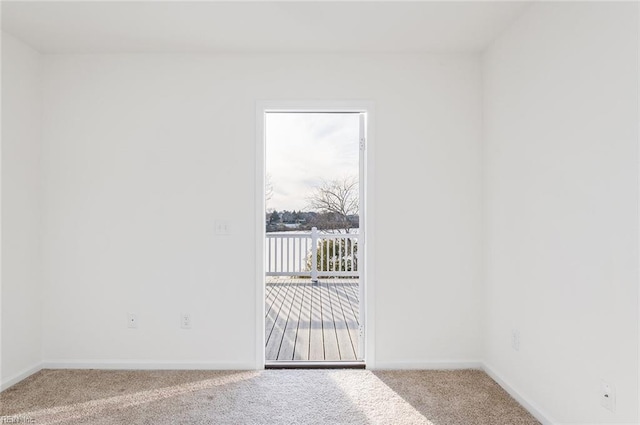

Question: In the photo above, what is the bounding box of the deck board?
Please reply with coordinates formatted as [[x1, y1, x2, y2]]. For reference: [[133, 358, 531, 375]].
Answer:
[[264, 283, 280, 318], [308, 282, 325, 360], [265, 278, 359, 362], [329, 282, 357, 360], [320, 281, 340, 360], [264, 283, 286, 340], [278, 282, 304, 360], [328, 281, 356, 360], [342, 281, 360, 325], [265, 284, 295, 359], [265, 283, 274, 301], [293, 284, 311, 361]]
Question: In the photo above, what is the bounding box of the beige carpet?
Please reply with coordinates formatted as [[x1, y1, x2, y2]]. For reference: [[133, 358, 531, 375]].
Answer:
[[0, 369, 539, 425]]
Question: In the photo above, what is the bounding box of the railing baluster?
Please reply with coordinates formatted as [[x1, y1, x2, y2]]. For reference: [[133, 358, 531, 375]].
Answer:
[[311, 227, 318, 283], [332, 237, 336, 272], [321, 236, 325, 272], [269, 237, 273, 273], [320, 238, 323, 271], [339, 237, 343, 273], [334, 237, 337, 272], [294, 238, 298, 273], [327, 237, 329, 272], [351, 237, 355, 272], [354, 236, 357, 272], [279, 237, 283, 273], [355, 236, 357, 272], [295, 237, 299, 273], [299, 238, 302, 273], [349, 236, 352, 272], [346, 237, 350, 272]]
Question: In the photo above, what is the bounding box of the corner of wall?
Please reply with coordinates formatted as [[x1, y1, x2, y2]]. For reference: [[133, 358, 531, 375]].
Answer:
[[482, 363, 556, 425], [0, 363, 42, 392], [0, 30, 45, 389]]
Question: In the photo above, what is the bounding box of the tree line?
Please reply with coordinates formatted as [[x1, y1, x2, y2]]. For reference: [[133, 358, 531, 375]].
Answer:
[[266, 176, 359, 233], [266, 210, 359, 233]]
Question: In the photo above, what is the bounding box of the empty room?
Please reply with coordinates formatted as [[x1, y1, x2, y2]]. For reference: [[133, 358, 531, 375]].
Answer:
[[1, 1, 638, 424]]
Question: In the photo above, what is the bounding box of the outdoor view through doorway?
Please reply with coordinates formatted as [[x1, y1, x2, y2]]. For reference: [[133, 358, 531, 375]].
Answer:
[[264, 112, 364, 365]]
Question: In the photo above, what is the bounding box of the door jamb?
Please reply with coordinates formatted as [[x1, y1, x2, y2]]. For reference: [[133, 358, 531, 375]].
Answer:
[[255, 100, 375, 369]]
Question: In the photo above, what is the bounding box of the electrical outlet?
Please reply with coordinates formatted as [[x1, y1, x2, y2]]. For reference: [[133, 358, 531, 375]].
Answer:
[[181, 313, 192, 329], [127, 313, 138, 329], [600, 380, 616, 412], [511, 329, 520, 351]]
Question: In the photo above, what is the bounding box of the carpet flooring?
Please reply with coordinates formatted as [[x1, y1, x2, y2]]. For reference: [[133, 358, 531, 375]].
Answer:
[[0, 369, 539, 425]]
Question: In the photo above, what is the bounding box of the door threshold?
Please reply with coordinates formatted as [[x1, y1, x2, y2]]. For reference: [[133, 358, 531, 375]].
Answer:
[[265, 361, 365, 369]]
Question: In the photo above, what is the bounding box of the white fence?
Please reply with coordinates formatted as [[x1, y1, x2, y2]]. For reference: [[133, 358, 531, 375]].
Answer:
[[266, 227, 359, 280]]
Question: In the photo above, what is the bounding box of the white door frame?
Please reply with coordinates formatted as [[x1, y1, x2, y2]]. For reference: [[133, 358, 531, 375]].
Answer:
[[255, 100, 375, 368]]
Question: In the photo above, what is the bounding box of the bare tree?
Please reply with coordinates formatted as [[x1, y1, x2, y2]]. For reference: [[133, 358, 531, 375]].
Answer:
[[307, 176, 358, 232]]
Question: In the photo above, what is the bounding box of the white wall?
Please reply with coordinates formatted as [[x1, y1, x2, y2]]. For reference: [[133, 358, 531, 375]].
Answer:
[[1, 32, 43, 386], [40, 54, 483, 367], [483, 2, 639, 424]]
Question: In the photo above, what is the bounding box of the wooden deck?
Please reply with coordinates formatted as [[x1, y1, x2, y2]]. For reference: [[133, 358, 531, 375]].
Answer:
[[265, 278, 360, 362]]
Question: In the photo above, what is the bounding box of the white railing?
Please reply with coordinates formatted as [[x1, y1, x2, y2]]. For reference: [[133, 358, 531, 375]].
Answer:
[[266, 227, 359, 280]]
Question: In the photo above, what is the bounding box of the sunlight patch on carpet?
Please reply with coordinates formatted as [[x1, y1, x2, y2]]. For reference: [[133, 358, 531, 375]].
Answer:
[[328, 370, 435, 425], [19, 371, 259, 425]]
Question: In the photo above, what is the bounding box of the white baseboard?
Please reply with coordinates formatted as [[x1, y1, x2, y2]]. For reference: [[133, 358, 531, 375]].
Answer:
[[1, 363, 42, 391], [482, 362, 556, 425], [42, 360, 255, 370], [372, 360, 483, 370]]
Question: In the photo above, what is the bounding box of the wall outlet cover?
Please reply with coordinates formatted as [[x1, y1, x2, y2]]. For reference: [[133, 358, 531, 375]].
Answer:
[[181, 313, 192, 329], [127, 313, 138, 329], [600, 380, 615, 412]]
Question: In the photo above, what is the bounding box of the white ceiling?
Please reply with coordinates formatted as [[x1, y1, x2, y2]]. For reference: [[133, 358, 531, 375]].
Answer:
[[1, 1, 530, 54]]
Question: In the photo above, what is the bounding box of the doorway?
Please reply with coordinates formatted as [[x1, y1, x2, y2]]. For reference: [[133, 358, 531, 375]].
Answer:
[[258, 106, 367, 367]]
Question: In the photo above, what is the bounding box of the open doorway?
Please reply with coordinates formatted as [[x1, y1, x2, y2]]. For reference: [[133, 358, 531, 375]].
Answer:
[[261, 110, 366, 367]]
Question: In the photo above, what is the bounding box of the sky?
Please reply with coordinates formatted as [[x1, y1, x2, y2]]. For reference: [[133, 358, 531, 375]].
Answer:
[[265, 113, 359, 212]]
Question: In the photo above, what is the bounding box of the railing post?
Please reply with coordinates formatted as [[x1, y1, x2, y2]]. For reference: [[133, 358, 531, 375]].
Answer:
[[311, 227, 318, 284]]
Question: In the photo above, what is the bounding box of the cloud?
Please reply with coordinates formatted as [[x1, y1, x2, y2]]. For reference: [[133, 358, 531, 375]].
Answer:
[[266, 113, 359, 211]]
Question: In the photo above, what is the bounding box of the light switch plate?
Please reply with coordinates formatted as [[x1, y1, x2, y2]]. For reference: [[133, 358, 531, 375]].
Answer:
[[215, 220, 230, 235]]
